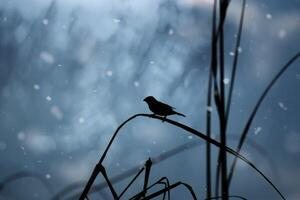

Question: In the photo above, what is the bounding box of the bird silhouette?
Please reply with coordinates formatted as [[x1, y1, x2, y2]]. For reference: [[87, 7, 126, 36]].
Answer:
[[143, 96, 186, 118]]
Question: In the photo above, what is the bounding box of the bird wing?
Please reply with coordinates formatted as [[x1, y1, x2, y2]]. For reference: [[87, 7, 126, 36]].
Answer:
[[159, 101, 176, 110]]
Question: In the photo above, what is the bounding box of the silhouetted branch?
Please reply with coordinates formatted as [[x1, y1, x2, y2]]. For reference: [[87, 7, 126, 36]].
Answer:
[[142, 158, 152, 198], [51, 134, 280, 200], [143, 181, 196, 200], [129, 177, 170, 200], [158, 177, 171, 200], [97, 164, 118, 199], [79, 113, 285, 200], [118, 167, 145, 199]]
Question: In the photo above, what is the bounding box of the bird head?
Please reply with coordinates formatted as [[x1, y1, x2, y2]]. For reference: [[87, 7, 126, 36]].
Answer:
[[143, 96, 156, 104]]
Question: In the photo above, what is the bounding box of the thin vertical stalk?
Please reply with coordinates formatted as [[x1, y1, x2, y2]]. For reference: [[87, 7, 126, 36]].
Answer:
[[218, 0, 230, 199], [205, 0, 218, 198]]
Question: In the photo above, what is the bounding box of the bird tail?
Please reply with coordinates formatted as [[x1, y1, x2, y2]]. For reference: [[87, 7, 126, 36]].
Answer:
[[174, 111, 186, 117]]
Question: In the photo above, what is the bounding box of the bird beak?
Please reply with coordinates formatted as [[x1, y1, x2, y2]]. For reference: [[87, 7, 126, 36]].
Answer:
[[143, 98, 146, 101]]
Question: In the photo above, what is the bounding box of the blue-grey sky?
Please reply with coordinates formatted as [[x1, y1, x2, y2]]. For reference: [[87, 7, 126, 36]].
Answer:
[[0, 0, 299, 199]]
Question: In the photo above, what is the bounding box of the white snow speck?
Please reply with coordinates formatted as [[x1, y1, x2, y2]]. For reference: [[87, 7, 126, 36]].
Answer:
[[45, 174, 51, 179], [278, 102, 288, 111], [78, 117, 85, 124], [43, 19, 49, 25], [238, 47, 242, 53], [18, 132, 26, 140], [206, 106, 213, 112], [254, 126, 262, 135], [149, 60, 155, 65], [40, 51, 55, 64], [46, 96, 52, 101], [223, 78, 230, 85], [152, 141, 157, 145], [188, 136, 193, 140], [168, 29, 174, 35], [229, 52, 235, 56], [113, 18, 121, 24], [134, 81, 140, 87], [33, 84, 40, 90], [106, 70, 113, 77], [266, 13, 272, 19]]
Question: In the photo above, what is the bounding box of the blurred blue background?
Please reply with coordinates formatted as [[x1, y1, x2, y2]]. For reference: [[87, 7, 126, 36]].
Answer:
[[0, 0, 299, 199]]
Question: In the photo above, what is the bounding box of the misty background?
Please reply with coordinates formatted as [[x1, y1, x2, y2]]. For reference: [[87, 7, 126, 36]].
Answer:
[[0, 0, 300, 199]]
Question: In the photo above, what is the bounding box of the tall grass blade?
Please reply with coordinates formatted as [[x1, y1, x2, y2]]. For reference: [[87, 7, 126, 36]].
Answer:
[[228, 52, 300, 185]]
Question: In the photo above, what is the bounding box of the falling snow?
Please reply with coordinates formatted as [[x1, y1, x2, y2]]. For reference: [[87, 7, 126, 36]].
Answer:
[[78, 117, 85, 124], [254, 126, 262, 135], [134, 81, 140, 87], [45, 174, 51, 179], [17, 131, 26, 140], [278, 102, 288, 111], [40, 51, 55, 64], [206, 106, 213, 112], [106, 70, 113, 77], [238, 47, 242, 53], [43, 19, 49, 25], [113, 18, 121, 24], [265, 13, 272, 19], [33, 84, 40, 90], [46, 96, 52, 101], [223, 78, 230, 85]]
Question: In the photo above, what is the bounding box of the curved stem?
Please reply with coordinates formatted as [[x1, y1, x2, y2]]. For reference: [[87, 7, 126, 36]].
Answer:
[[79, 113, 286, 200], [216, 0, 246, 195], [142, 181, 197, 200], [228, 52, 300, 185], [51, 134, 280, 200]]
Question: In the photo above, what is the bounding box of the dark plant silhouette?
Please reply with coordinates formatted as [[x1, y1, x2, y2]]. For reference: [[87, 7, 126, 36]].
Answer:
[[50, 134, 280, 200], [78, 113, 285, 200], [0, 0, 298, 199]]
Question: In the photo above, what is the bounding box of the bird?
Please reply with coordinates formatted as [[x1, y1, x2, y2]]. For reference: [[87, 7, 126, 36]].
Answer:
[[143, 96, 186, 118]]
